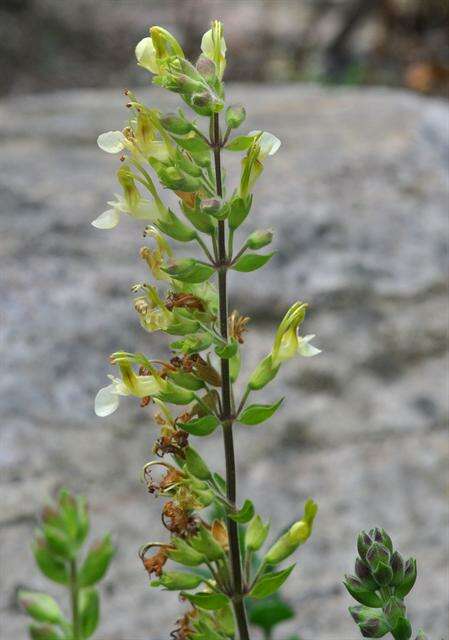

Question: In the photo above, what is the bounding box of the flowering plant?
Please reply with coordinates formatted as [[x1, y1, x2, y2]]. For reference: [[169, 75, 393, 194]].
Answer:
[[93, 20, 319, 638]]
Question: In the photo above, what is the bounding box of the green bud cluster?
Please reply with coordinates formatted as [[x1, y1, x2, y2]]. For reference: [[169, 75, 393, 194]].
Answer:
[[345, 528, 426, 640], [19, 489, 114, 640]]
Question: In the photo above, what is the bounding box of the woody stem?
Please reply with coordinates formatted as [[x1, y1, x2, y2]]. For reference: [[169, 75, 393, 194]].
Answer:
[[212, 112, 251, 640]]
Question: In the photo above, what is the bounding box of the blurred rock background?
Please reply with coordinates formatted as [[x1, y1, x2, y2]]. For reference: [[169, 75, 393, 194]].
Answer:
[[0, 1, 448, 639]]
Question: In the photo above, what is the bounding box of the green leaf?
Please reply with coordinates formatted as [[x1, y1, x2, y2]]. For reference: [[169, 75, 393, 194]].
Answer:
[[185, 446, 212, 480], [232, 252, 275, 273], [164, 259, 215, 284], [248, 595, 294, 632], [238, 398, 284, 425], [228, 499, 254, 523], [78, 535, 115, 587], [182, 415, 220, 437], [213, 473, 227, 494], [215, 338, 238, 359], [79, 588, 100, 639], [174, 134, 210, 153], [182, 591, 229, 610], [151, 571, 203, 591], [18, 592, 64, 625], [250, 564, 296, 599], [225, 135, 255, 151], [32, 540, 69, 585]]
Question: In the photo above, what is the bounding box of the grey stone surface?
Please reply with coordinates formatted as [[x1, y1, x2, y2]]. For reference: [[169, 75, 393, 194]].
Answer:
[[0, 85, 448, 639]]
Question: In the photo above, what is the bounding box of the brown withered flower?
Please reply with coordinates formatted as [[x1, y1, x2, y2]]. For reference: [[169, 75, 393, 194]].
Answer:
[[153, 428, 189, 458], [144, 465, 183, 496], [141, 546, 170, 578], [162, 501, 198, 537], [175, 191, 196, 208], [170, 606, 197, 639], [211, 519, 229, 551], [228, 309, 250, 344], [166, 291, 205, 312], [190, 354, 222, 387]]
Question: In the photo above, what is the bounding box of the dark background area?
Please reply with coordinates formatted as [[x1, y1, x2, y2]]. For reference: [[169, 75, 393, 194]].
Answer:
[[1, 0, 448, 96]]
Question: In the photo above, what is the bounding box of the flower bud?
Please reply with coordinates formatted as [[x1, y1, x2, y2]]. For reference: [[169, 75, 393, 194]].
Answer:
[[18, 592, 63, 625], [372, 560, 394, 587], [200, 198, 222, 215], [189, 525, 225, 561], [245, 515, 270, 552], [246, 229, 273, 250], [28, 624, 61, 640], [226, 104, 246, 129], [396, 558, 417, 598], [151, 571, 203, 591], [366, 542, 390, 572], [196, 55, 216, 80], [415, 631, 428, 640], [167, 538, 205, 567], [357, 530, 373, 560], [390, 550, 405, 586], [344, 575, 383, 607], [161, 112, 193, 135], [264, 499, 317, 565], [355, 558, 377, 590], [358, 618, 390, 638], [191, 91, 214, 109], [370, 527, 393, 553]]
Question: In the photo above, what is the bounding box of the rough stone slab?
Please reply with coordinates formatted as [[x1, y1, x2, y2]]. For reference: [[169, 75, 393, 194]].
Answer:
[[0, 85, 448, 638]]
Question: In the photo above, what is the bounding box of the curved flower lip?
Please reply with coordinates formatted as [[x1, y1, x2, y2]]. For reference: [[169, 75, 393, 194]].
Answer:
[[91, 195, 161, 230], [97, 130, 126, 154], [248, 131, 281, 160], [298, 334, 321, 357], [95, 377, 130, 417], [135, 37, 159, 74], [91, 207, 120, 229]]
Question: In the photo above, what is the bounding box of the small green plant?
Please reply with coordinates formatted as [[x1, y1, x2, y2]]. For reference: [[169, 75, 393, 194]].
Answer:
[[93, 20, 319, 638], [345, 528, 428, 640], [18, 488, 115, 640]]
